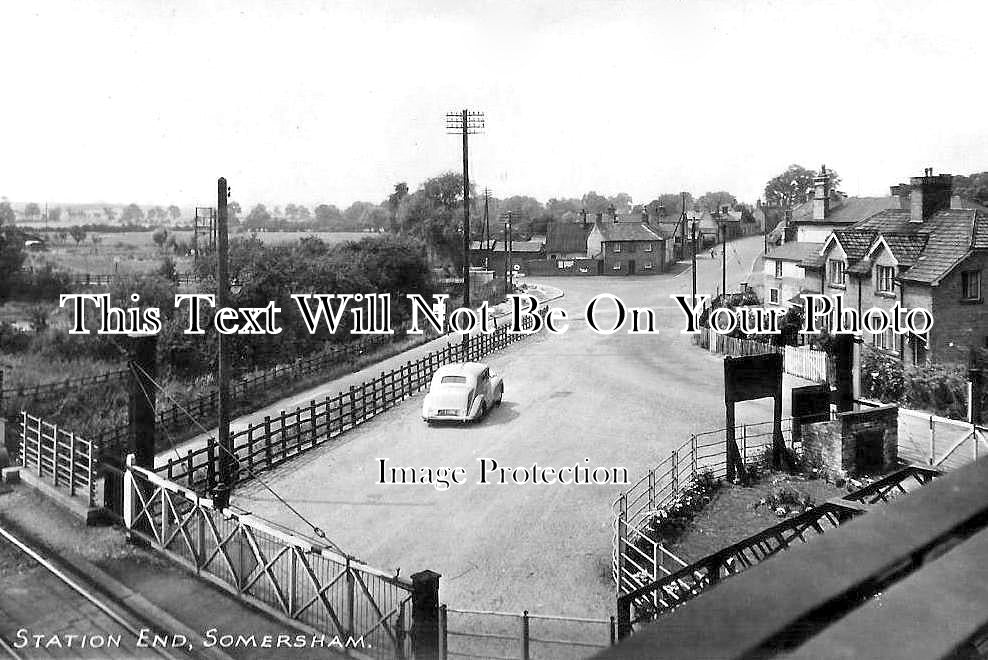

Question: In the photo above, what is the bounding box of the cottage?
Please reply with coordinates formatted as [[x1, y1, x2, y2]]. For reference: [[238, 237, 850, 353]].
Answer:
[[586, 210, 667, 275], [803, 170, 988, 366]]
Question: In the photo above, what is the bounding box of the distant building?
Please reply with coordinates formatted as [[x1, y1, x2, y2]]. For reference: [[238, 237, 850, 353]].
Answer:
[[586, 207, 668, 275]]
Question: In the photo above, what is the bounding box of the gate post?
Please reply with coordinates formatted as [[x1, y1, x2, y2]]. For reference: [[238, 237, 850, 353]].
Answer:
[[410, 570, 442, 660]]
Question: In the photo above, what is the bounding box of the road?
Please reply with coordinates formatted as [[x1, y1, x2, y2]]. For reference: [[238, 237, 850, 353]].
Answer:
[[231, 235, 810, 619]]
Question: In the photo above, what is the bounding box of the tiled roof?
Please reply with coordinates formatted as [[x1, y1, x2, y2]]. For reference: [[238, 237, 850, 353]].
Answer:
[[596, 221, 662, 242], [848, 208, 988, 284], [790, 196, 897, 226], [545, 221, 590, 254], [876, 233, 929, 267], [832, 230, 878, 263], [765, 241, 823, 262], [472, 239, 545, 253]]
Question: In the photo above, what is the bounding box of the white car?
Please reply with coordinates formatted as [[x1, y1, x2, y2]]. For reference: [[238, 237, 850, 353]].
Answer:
[[422, 362, 503, 423]]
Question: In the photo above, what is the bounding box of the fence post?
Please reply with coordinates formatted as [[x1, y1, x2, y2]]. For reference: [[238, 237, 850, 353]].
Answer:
[[264, 416, 273, 468], [68, 432, 76, 497], [617, 494, 628, 594], [521, 610, 530, 660], [439, 604, 448, 660], [690, 435, 697, 480], [610, 616, 616, 645], [206, 437, 216, 491], [410, 570, 441, 660], [671, 450, 679, 495], [929, 416, 936, 465], [616, 596, 632, 640], [742, 424, 748, 465], [186, 450, 194, 488]]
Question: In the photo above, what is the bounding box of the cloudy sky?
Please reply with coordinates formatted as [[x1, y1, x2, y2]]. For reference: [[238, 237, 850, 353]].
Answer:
[[2, 0, 987, 210]]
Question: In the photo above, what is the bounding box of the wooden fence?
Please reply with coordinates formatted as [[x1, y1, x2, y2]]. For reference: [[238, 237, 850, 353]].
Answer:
[[63, 272, 198, 287], [691, 328, 834, 383], [157, 311, 546, 487], [867, 403, 988, 472], [1, 369, 129, 408], [19, 412, 97, 507], [124, 457, 415, 659], [95, 330, 423, 456]]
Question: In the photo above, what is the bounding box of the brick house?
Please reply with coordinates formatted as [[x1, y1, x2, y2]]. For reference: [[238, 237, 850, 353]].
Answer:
[[802, 171, 988, 366], [586, 214, 667, 275]]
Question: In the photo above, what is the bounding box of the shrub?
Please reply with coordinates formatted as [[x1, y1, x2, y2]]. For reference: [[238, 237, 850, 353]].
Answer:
[[643, 471, 721, 543]]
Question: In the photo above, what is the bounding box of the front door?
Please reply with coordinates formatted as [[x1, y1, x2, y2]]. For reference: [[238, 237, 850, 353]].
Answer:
[[628, 260, 636, 275]]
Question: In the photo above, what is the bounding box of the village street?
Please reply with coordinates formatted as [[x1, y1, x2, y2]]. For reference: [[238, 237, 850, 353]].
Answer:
[[231, 235, 812, 618]]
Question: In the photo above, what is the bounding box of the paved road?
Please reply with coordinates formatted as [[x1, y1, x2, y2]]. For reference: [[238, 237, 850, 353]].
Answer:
[[232, 236, 811, 619]]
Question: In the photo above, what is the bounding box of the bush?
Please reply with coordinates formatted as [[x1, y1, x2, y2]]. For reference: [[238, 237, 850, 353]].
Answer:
[[643, 471, 721, 543], [862, 344, 970, 419]]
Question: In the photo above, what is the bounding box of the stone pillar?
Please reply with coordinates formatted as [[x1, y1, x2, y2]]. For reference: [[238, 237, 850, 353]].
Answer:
[[410, 570, 442, 660]]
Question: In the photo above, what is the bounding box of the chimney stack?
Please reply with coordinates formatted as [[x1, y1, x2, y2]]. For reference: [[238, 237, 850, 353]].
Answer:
[[909, 169, 952, 223], [889, 183, 911, 210], [580, 208, 588, 229], [813, 165, 831, 221]]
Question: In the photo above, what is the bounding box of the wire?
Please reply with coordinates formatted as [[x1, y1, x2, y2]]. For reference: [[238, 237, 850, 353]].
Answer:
[[128, 360, 346, 556]]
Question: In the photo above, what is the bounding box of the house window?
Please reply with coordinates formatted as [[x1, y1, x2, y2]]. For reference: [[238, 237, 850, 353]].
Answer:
[[774, 260, 783, 278], [612, 263, 622, 270], [876, 265, 895, 293], [872, 328, 896, 351], [643, 262, 653, 270], [613, 243, 622, 253], [644, 243, 653, 252], [769, 288, 780, 304], [961, 270, 982, 301], [828, 259, 846, 287], [557, 260, 573, 269]]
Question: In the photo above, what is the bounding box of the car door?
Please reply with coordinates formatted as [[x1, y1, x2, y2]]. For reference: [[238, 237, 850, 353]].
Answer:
[[478, 368, 491, 403]]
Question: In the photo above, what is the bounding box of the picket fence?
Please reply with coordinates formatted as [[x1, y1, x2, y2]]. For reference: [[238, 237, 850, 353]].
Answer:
[[157, 311, 546, 487], [691, 328, 833, 383]]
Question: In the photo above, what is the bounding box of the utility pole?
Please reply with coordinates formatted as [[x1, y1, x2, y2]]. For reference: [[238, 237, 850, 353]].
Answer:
[[446, 109, 484, 357], [691, 223, 697, 309], [721, 223, 727, 301], [213, 177, 233, 510], [502, 212, 514, 292], [483, 188, 492, 251]]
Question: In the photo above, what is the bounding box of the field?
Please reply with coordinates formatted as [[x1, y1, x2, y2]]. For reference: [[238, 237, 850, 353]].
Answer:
[[22, 229, 376, 275]]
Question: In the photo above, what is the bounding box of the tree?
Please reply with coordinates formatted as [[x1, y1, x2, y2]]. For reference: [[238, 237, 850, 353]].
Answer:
[[245, 204, 272, 228], [48, 207, 62, 223], [121, 203, 144, 225], [763, 165, 840, 209], [152, 227, 169, 250], [229, 201, 242, 223], [69, 226, 87, 245], [296, 205, 311, 222], [314, 203, 342, 229], [24, 202, 41, 219], [103, 206, 117, 222], [90, 234, 103, 253], [952, 172, 988, 206], [284, 203, 299, 222], [581, 191, 610, 214], [696, 191, 738, 212], [146, 207, 158, 224], [608, 193, 634, 215], [167, 205, 181, 223], [0, 200, 15, 227], [422, 172, 467, 211], [0, 227, 27, 303]]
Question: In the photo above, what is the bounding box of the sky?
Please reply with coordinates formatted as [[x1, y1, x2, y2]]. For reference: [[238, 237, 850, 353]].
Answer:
[[2, 0, 987, 211]]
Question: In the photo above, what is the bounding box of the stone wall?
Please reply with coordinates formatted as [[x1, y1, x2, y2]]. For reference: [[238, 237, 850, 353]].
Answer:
[[800, 404, 898, 477]]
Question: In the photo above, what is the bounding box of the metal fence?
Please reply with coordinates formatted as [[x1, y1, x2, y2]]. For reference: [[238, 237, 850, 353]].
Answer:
[[612, 418, 796, 595], [124, 457, 414, 659], [19, 412, 97, 507], [441, 607, 615, 660], [156, 311, 546, 487]]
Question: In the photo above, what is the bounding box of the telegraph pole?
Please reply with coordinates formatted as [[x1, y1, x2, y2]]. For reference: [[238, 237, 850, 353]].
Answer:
[[691, 223, 697, 309], [446, 109, 485, 357], [721, 223, 727, 300], [213, 177, 233, 510]]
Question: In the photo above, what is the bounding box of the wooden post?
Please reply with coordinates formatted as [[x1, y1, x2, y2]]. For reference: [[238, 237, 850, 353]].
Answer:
[[186, 450, 194, 487], [264, 416, 272, 468], [521, 610, 530, 660], [616, 596, 632, 640], [410, 570, 442, 660], [929, 415, 936, 465]]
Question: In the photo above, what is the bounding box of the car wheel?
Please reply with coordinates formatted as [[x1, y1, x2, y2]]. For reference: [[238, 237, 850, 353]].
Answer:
[[495, 388, 503, 406], [479, 401, 487, 421]]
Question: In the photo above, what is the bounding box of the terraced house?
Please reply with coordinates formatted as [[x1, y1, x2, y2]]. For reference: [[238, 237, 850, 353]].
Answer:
[[802, 171, 988, 366]]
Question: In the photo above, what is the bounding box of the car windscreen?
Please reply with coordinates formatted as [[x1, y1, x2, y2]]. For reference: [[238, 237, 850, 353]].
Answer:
[[440, 375, 468, 384]]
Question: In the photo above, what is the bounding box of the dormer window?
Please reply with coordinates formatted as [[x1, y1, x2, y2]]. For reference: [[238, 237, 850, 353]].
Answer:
[[876, 265, 895, 294], [828, 259, 846, 287]]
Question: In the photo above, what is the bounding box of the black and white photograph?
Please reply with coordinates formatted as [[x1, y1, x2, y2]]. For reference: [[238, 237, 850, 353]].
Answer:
[[1, 1, 987, 658]]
